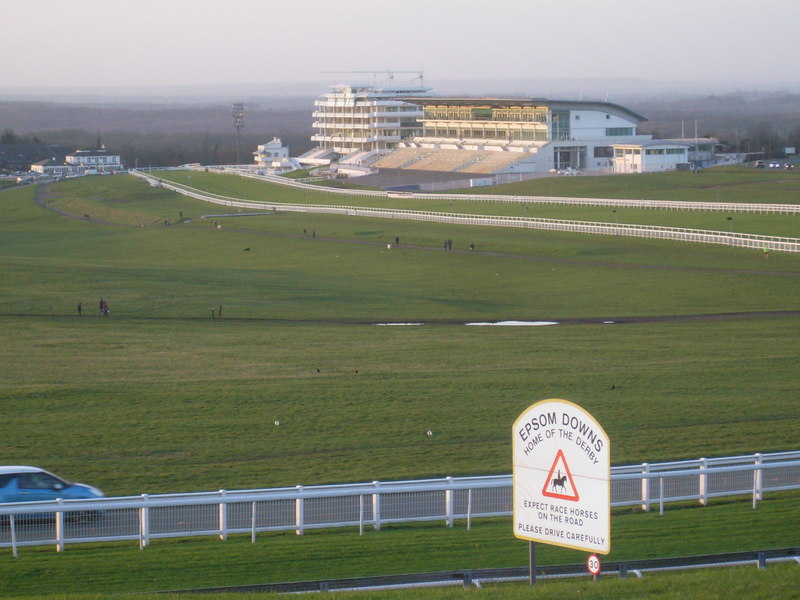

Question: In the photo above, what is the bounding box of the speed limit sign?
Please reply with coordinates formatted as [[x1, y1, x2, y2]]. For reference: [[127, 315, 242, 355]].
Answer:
[[587, 554, 601, 576]]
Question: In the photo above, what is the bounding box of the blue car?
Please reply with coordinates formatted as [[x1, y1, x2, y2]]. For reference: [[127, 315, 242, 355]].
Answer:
[[0, 466, 104, 522]]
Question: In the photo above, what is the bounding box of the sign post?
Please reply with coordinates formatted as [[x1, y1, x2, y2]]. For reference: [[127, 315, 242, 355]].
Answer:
[[513, 399, 611, 582]]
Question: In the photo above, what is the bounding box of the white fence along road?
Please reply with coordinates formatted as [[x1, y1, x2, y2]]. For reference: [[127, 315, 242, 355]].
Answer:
[[1, 451, 798, 555]]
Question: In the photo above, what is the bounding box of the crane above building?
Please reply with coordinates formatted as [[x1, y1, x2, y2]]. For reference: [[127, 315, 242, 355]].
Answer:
[[321, 70, 425, 88]]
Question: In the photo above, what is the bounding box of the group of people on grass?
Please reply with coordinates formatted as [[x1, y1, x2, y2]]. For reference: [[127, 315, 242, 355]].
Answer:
[[77, 299, 110, 317]]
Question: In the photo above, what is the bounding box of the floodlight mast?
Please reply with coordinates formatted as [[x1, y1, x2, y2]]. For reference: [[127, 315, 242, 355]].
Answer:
[[232, 103, 245, 164]]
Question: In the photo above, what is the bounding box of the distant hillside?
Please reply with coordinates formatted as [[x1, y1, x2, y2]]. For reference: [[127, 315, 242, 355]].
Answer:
[[630, 92, 800, 151], [2, 89, 798, 167], [0, 100, 313, 135], [0, 101, 315, 166]]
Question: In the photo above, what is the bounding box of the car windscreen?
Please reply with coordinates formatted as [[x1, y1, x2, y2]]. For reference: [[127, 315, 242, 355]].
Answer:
[[18, 472, 69, 490]]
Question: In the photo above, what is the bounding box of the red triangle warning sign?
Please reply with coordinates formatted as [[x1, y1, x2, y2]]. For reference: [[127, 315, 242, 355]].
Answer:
[[541, 449, 580, 501]]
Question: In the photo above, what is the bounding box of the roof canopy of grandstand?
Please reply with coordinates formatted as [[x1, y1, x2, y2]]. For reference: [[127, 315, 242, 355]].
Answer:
[[398, 97, 647, 123], [327, 83, 431, 96]]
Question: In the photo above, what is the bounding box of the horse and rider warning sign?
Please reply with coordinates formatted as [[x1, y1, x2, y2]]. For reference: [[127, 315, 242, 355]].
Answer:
[[512, 399, 610, 554], [542, 449, 579, 501]]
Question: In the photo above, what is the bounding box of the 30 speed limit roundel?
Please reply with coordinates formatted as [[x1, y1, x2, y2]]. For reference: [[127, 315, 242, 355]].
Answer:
[[587, 554, 601, 575]]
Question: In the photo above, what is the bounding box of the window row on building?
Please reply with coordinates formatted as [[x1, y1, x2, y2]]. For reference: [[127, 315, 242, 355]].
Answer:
[[422, 106, 549, 122], [422, 125, 549, 141]]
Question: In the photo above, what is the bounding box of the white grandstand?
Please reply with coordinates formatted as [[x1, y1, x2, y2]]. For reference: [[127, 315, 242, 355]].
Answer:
[[380, 97, 652, 175], [300, 78, 715, 179], [299, 76, 429, 167]]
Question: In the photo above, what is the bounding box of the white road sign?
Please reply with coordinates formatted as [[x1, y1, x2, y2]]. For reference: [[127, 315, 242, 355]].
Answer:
[[513, 399, 611, 554]]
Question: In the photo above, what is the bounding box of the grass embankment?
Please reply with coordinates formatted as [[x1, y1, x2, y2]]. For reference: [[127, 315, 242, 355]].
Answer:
[[2, 180, 799, 492], [2, 565, 798, 600], [1, 495, 798, 596], [2, 178, 799, 488], [468, 166, 800, 204], [2, 316, 799, 494], [278, 168, 316, 179]]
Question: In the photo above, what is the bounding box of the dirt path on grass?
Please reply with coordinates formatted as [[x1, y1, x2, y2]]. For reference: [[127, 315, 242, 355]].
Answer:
[[33, 183, 125, 227], [3, 310, 800, 326]]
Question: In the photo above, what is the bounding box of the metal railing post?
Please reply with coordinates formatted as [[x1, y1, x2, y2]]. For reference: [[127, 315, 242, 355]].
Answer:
[[754, 453, 763, 502], [139, 494, 150, 549], [251, 501, 257, 543], [295, 485, 304, 535], [372, 481, 381, 531], [10, 515, 18, 558], [467, 489, 473, 531], [55, 498, 65, 552], [699, 458, 708, 506], [218, 490, 228, 541], [359, 495, 364, 536], [641, 463, 650, 512], [445, 477, 454, 528]]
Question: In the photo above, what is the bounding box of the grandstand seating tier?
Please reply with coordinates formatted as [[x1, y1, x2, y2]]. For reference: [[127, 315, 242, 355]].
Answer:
[[372, 147, 533, 174]]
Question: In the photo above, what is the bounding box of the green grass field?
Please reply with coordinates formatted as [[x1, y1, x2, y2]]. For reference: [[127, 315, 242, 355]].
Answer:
[[1, 497, 798, 597], [151, 168, 800, 238], [468, 166, 800, 204], [0, 172, 798, 598], [1, 566, 797, 600]]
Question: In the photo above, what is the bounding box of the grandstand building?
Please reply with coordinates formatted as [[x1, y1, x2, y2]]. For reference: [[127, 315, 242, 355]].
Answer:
[[301, 82, 715, 180], [377, 97, 651, 175], [300, 82, 430, 167]]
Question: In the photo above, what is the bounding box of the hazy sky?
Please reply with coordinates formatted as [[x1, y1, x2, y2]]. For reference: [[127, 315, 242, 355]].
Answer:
[[3, 0, 798, 91]]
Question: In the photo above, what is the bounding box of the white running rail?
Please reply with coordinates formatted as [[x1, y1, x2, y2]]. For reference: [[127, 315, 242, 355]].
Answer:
[[130, 170, 800, 252], [191, 166, 800, 214], [1, 451, 798, 554]]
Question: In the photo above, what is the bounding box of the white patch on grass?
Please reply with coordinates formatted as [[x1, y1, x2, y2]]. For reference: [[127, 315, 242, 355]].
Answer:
[[466, 321, 559, 327]]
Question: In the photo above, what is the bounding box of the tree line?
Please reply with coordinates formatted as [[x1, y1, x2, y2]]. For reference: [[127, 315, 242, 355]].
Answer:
[[0, 101, 315, 168], [1, 91, 798, 168]]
